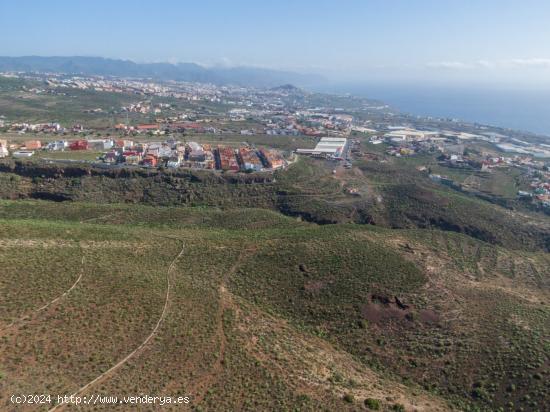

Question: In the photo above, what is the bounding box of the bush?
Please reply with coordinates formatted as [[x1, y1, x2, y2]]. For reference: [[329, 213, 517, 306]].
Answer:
[[392, 404, 405, 412], [364, 398, 381, 410], [342, 393, 354, 403], [357, 319, 368, 329], [471, 387, 490, 401]]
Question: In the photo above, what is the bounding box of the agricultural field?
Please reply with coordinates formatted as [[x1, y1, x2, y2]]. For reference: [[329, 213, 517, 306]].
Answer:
[[182, 133, 318, 152], [32, 150, 104, 162]]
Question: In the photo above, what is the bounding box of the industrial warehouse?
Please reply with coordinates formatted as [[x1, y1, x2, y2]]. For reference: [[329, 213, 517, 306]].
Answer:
[[296, 137, 349, 160]]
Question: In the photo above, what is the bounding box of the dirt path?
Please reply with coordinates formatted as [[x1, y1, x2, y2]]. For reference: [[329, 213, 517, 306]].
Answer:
[[190, 248, 255, 404], [48, 241, 185, 412], [0, 253, 85, 334], [80, 213, 120, 224]]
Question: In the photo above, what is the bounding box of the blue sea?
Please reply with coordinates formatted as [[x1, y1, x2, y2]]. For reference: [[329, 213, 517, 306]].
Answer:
[[318, 83, 550, 138]]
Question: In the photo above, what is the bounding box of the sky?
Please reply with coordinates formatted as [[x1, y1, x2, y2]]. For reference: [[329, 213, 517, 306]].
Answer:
[[1, 0, 550, 88]]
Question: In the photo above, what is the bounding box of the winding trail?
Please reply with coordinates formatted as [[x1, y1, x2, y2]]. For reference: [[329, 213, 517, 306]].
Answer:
[[0, 253, 85, 334], [80, 213, 119, 224], [190, 247, 256, 404], [48, 240, 185, 412]]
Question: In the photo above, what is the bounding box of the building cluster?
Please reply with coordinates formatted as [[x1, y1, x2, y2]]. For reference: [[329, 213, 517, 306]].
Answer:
[[263, 112, 353, 137], [517, 165, 550, 208], [346, 124, 550, 161], [0, 135, 286, 173], [376, 127, 476, 157], [121, 102, 173, 115], [0, 137, 115, 158], [117, 109, 356, 139], [428, 151, 550, 208], [9, 122, 64, 133], [15, 74, 234, 102], [112, 122, 219, 136], [103, 140, 285, 172]]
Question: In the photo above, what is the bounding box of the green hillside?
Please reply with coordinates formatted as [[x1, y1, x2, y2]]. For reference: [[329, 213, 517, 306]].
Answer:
[[0, 201, 547, 411], [0, 157, 548, 252]]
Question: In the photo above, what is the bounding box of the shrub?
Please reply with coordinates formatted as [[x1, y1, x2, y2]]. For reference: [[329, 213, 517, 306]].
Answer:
[[364, 398, 381, 410], [342, 393, 354, 403], [472, 387, 490, 401]]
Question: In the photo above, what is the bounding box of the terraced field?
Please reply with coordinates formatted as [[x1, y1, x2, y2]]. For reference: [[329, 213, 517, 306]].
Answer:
[[0, 201, 547, 411]]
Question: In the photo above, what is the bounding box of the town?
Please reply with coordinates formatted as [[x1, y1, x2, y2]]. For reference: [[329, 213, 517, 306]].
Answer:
[[0, 72, 549, 208]]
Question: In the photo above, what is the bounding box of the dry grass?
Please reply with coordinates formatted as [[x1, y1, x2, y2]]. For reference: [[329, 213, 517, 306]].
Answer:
[[0, 202, 547, 411]]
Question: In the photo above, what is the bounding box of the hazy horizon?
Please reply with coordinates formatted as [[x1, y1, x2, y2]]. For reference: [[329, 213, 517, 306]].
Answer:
[[2, 0, 550, 89], [2, 53, 550, 136]]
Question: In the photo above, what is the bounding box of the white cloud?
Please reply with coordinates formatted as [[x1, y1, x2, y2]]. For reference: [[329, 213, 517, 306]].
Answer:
[[476, 59, 494, 68], [426, 61, 474, 70], [426, 58, 550, 71], [508, 58, 550, 67]]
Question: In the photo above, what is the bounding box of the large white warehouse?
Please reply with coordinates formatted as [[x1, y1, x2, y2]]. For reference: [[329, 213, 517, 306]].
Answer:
[[296, 137, 348, 159]]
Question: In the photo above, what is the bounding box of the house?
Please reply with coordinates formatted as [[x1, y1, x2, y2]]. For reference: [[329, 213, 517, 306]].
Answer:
[[237, 147, 263, 171], [0, 145, 8, 158], [215, 146, 240, 171], [41, 123, 62, 133], [103, 151, 120, 164], [259, 148, 285, 169], [145, 142, 170, 158], [167, 154, 183, 168], [46, 140, 68, 151], [88, 139, 113, 151], [116, 139, 134, 150], [24, 140, 42, 150], [158, 145, 173, 158], [123, 151, 142, 165], [187, 142, 205, 162], [143, 154, 158, 167], [69, 140, 88, 150], [137, 124, 160, 132], [181, 122, 205, 133]]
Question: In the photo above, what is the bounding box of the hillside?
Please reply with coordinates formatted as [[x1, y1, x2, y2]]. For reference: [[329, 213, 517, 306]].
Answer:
[[0, 142, 548, 412], [0, 200, 547, 411], [0, 157, 548, 252]]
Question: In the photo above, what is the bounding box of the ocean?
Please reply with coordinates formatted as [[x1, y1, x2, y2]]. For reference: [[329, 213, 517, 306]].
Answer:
[[319, 83, 550, 138]]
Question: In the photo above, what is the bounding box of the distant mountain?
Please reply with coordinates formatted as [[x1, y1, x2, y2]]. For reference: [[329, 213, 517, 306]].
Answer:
[[270, 84, 302, 92], [0, 56, 324, 88]]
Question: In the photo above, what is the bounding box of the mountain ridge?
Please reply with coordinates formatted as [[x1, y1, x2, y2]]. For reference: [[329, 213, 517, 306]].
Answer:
[[0, 55, 324, 88]]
